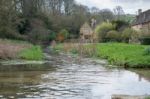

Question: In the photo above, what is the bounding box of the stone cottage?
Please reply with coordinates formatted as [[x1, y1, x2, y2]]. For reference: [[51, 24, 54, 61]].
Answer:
[[131, 9, 150, 44], [80, 22, 97, 43], [132, 9, 150, 33]]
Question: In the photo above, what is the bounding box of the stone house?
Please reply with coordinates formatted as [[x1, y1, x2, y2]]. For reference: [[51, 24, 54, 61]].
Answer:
[[132, 9, 150, 34], [80, 22, 97, 43], [131, 9, 150, 44]]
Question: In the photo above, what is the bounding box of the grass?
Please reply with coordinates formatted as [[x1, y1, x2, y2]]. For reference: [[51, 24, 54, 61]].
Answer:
[[96, 43, 150, 68], [19, 46, 44, 60], [54, 43, 150, 68]]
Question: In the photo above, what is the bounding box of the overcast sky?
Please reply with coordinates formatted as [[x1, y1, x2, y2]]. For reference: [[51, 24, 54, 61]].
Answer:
[[76, 0, 150, 14]]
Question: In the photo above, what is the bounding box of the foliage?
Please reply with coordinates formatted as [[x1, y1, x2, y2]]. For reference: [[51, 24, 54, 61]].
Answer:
[[49, 30, 57, 41], [139, 29, 150, 45], [122, 28, 136, 42], [0, 27, 24, 40], [60, 29, 69, 39], [0, 0, 117, 42], [111, 20, 129, 31], [27, 18, 50, 44], [57, 29, 69, 42], [28, 28, 50, 44], [19, 46, 44, 60], [106, 30, 120, 41], [95, 22, 115, 42], [140, 38, 150, 45], [144, 47, 150, 55], [140, 29, 150, 38]]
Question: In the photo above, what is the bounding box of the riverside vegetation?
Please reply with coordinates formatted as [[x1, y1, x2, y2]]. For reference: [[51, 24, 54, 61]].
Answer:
[[53, 43, 150, 68], [0, 39, 43, 61]]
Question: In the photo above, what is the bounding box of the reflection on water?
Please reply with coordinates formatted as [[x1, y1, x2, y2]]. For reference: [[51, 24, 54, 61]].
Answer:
[[0, 54, 150, 99]]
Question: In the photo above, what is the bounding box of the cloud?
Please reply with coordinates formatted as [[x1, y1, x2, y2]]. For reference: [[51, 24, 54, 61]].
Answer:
[[76, 0, 150, 14]]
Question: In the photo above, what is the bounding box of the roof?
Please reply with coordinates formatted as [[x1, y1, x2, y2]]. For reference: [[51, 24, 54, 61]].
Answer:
[[132, 9, 150, 26], [80, 23, 93, 35]]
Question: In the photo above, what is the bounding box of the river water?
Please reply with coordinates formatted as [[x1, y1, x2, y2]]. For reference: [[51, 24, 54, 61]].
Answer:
[[0, 53, 150, 99]]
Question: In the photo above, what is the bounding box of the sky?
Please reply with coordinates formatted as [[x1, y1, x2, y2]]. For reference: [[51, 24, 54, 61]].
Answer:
[[76, 0, 150, 14]]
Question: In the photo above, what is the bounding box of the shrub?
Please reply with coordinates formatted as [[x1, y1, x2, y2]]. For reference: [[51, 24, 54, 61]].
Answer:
[[57, 29, 69, 42], [139, 29, 150, 45], [111, 20, 129, 31], [140, 38, 150, 45], [144, 47, 150, 55], [28, 28, 50, 44], [27, 18, 51, 44], [140, 29, 150, 38], [106, 30, 120, 41], [95, 22, 115, 42], [49, 30, 56, 41], [122, 28, 136, 43], [0, 27, 24, 40]]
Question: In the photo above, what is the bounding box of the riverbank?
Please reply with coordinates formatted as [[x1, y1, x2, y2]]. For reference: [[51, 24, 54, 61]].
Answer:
[[53, 43, 150, 68], [0, 49, 150, 98], [0, 39, 44, 61]]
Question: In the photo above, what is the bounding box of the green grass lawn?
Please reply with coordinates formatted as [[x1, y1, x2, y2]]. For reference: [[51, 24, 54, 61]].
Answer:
[[95, 43, 150, 68], [19, 46, 44, 60]]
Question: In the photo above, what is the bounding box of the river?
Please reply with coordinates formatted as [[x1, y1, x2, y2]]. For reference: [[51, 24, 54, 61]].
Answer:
[[0, 53, 150, 99]]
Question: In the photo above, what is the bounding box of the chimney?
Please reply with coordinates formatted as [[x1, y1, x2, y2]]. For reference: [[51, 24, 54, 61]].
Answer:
[[138, 9, 142, 15]]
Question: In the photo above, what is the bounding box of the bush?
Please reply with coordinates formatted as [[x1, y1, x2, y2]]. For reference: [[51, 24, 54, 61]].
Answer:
[[140, 38, 150, 45], [28, 28, 50, 44], [122, 28, 136, 43], [111, 20, 129, 31], [57, 29, 69, 42], [49, 30, 56, 41], [139, 29, 150, 45], [95, 22, 115, 42], [144, 47, 150, 55], [0, 27, 24, 40], [27, 18, 51, 44], [106, 30, 120, 41]]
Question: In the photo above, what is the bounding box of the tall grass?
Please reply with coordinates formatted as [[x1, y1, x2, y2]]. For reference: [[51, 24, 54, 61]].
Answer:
[[54, 43, 97, 57], [19, 46, 44, 60], [0, 39, 31, 59]]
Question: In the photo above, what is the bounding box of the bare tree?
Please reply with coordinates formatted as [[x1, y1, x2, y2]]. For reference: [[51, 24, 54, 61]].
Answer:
[[113, 6, 125, 20]]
